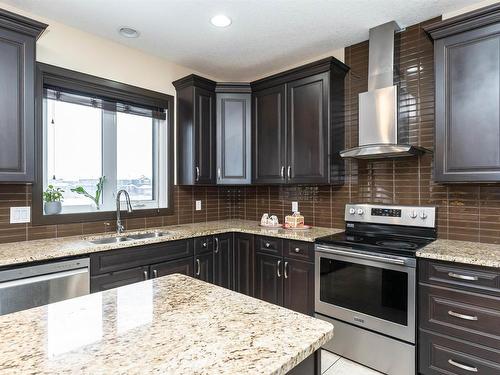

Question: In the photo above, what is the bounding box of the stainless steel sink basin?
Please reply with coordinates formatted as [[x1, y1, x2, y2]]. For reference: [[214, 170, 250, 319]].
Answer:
[[128, 231, 169, 240], [88, 236, 132, 245]]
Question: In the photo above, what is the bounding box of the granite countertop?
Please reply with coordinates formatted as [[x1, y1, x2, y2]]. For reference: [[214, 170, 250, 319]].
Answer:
[[417, 239, 500, 268], [0, 219, 341, 268], [0, 273, 333, 375]]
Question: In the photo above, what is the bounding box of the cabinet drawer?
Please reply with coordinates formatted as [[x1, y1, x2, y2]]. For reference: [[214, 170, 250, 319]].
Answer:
[[90, 266, 149, 293], [150, 257, 194, 279], [194, 236, 213, 255], [284, 240, 314, 262], [419, 330, 500, 375], [419, 284, 500, 350], [255, 236, 283, 256], [419, 259, 500, 296], [90, 239, 193, 275]]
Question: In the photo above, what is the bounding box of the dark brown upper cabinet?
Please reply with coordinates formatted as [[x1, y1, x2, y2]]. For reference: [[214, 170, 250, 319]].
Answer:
[[215, 84, 252, 184], [426, 4, 500, 182], [173, 74, 216, 185], [0, 9, 47, 182], [251, 57, 349, 185]]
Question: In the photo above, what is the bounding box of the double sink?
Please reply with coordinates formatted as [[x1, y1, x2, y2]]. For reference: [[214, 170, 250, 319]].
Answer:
[[88, 230, 170, 245]]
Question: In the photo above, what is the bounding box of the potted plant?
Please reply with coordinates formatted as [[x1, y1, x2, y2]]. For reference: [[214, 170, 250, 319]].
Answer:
[[43, 185, 64, 215], [71, 176, 106, 210]]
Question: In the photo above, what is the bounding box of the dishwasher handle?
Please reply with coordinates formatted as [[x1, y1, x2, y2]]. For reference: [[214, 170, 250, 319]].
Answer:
[[0, 267, 88, 289]]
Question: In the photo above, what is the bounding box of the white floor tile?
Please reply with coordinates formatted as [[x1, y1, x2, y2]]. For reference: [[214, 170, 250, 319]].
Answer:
[[321, 349, 340, 374], [324, 357, 383, 375]]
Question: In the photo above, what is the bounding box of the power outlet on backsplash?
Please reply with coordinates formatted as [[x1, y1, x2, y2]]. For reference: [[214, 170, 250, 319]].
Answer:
[[292, 201, 298, 212], [195, 200, 202, 211]]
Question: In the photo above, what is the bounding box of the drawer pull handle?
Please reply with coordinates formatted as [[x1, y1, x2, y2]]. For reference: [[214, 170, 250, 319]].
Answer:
[[294, 247, 300, 253], [277, 260, 281, 278], [143, 270, 148, 280], [448, 359, 478, 372], [265, 242, 271, 248], [202, 242, 207, 248], [448, 272, 478, 281], [448, 310, 478, 321], [196, 259, 201, 276], [153, 269, 158, 278]]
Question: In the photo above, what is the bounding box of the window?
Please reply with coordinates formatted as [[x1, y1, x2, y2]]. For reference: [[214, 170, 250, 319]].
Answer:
[[34, 63, 174, 224]]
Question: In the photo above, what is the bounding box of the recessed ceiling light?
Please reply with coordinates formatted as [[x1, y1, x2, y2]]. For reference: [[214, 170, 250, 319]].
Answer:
[[119, 27, 140, 38], [210, 14, 232, 28]]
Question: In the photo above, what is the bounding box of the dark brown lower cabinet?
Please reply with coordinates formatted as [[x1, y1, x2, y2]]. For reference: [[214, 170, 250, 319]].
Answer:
[[213, 233, 233, 289], [255, 236, 315, 316], [90, 266, 149, 293], [418, 259, 500, 375], [255, 253, 284, 306], [233, 233, 254, 296], [283, 259, 315, 316], [151, 257, 194, 279], [195, 253, 214, 283]]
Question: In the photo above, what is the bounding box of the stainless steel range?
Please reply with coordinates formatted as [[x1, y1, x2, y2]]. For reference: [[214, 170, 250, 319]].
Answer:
[[314, 204, 437, 375]]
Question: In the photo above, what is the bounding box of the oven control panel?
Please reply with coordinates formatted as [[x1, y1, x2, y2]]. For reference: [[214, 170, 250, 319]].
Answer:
[[345, 204, 436, 228]]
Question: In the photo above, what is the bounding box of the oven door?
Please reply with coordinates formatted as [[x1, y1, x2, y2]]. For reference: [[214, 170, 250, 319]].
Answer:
[[315, 245, 416, 343]]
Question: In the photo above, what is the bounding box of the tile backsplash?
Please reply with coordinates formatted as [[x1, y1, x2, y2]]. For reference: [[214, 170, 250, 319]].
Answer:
[[2, 18, 500, 245]]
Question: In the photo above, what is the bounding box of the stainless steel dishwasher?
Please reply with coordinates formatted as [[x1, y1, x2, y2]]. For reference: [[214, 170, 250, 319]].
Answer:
[[0, 258, 90, 316]]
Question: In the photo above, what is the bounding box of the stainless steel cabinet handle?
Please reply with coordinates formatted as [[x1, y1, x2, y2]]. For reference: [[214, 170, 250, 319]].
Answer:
[[196, 259, 201, 276], [277, 260, 281, 277], [215, 237, 219, 253], [448, 310, 478, 321], [280, 166, 285, 179], [217, 167, 221, 180], [202, 242, 207, 248], [448, 359, 478, 372], [195, 166, 200, 182], [448, 272, 478, 281], [265, 242, 271, 248], [143, 270, 148, 280], [294, 247, 300, 253], [287, 166, 291, 179], [284, 261, 288, 279], [153, 269, 158, 278]]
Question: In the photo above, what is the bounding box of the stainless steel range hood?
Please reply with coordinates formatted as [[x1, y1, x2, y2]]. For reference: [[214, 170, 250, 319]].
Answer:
[[340, 21, 428, 159]]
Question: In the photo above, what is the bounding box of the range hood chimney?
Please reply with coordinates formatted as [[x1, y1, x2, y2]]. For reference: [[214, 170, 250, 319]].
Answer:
[[340, 21, 428, 159]]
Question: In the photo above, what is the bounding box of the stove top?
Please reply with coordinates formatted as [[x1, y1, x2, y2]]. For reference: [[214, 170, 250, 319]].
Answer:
[[315, 204, 437, 258], [316, 231, 434, 257]]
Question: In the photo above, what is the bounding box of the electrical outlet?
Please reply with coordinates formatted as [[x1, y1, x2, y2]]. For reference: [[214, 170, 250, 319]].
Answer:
[[10, 207, 31, 223], [292, 201, 298, 212], [195, 200, 202, 211]]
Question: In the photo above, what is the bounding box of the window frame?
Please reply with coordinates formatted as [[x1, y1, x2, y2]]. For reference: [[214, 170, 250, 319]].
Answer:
[[32, 63, 174, 225]]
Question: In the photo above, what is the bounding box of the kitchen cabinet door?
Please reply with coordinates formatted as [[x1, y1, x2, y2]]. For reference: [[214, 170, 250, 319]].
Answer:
[[427, 7, 500, 182], [90, 266, 149, 293], [174, 75, 216, 185], [150, 257, 194, 279], [252, 85, 287, 184], [213, 233, 233, 289], [283, 259, 315, 316], [286, 72, 329, 184], [233, 233, 254, 296], [194, 86, 216, 184], [216, 92, 251, 184], [0, 11, 46, 182], [255, 252, 283, 306], [194, 253, 214, 283]]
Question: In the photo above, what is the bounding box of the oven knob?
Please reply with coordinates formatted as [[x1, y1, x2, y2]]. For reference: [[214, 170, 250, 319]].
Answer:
[[357, 208, 364, 215], [349, 208, 356, 215], [420, 211, 427, 220], [409, 211, 417, 219]]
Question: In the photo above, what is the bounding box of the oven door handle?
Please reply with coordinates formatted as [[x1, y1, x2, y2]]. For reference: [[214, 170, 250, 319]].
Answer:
[[316, 246, 408, 266]]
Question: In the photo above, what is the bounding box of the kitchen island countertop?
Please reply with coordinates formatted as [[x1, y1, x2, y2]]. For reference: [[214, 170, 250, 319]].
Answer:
[[0, 273, 333, 374]]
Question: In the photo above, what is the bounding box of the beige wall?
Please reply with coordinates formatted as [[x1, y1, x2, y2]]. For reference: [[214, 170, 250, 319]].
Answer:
[[443, 0, 499, 19], [0, 1, 217, 96]]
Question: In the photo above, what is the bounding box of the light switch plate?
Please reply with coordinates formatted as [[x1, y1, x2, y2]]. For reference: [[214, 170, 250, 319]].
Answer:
[[195, 200, 202, 211], [292, 201, 298, 212], [10, 206, 31, 223]]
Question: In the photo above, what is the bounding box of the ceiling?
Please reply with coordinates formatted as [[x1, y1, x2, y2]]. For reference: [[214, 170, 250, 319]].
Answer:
[[4, 0, 483, 81]]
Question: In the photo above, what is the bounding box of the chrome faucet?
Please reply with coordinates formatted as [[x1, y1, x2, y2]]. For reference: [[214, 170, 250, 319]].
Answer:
[[116, 190, 133, 234]]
